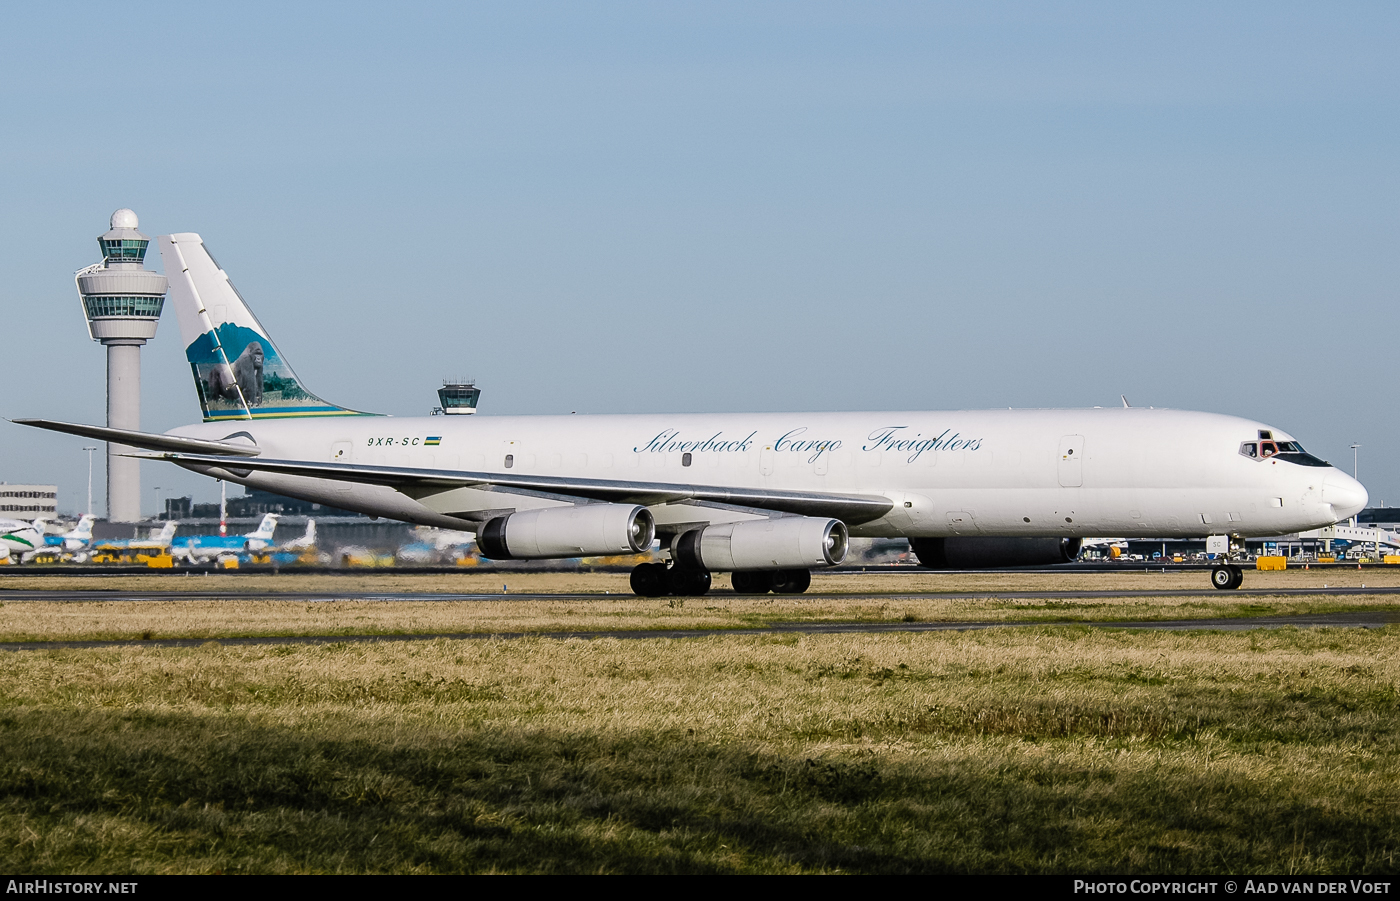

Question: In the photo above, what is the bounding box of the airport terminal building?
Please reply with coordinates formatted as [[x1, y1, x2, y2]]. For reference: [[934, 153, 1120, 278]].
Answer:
[[0, 484, 58, 517]]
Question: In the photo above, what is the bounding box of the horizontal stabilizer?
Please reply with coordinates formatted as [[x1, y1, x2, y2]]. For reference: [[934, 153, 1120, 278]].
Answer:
[[12, 419, 262, 457]]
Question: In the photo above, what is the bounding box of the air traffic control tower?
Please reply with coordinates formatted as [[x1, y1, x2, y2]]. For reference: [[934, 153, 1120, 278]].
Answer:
[[75, 210, 168, 522]]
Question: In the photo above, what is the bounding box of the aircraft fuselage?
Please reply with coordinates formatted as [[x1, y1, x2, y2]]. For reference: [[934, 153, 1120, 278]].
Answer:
[[167, 406, 1366, 540]]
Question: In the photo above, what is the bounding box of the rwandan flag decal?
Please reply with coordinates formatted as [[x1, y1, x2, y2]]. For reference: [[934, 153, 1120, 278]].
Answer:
[[425, 437, 442, 446]]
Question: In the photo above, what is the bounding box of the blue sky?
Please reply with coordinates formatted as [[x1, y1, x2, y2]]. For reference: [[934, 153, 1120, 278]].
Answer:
[[2, 2, 1398, 514]]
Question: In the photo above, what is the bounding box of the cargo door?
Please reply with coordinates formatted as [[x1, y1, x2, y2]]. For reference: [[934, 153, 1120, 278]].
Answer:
[[1058, 435, 1084, 488]]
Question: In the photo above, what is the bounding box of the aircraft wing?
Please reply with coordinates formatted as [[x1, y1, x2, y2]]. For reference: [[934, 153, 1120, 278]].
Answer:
[[145, 452, 895, 525], [12, 419, 262, 457]]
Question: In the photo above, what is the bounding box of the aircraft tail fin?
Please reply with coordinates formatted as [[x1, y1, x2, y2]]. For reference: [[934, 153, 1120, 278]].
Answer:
[[157, 234, 374, 423], [156, 521, 177, 545], [281, 518, 316, 551], [250, 513, 279, 540], [70, 514, 96, 540]]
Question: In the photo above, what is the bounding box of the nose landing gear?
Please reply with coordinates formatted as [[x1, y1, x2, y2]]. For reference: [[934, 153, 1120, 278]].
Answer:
[[1206, 534, 1245, 589], [1210, 564, 1244, 590]]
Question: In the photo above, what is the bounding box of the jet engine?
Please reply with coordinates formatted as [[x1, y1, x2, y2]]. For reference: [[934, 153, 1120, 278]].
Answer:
[[910, 536, 1082, 569], [671, 516, 848, 571], [478, 504, 655, 560]]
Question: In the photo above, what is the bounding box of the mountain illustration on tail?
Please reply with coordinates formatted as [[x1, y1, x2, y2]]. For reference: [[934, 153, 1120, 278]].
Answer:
[[158, 233, 372, 422]]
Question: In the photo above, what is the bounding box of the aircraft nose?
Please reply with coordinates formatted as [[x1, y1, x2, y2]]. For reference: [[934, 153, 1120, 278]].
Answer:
[[1322, 471, 1369, 521]]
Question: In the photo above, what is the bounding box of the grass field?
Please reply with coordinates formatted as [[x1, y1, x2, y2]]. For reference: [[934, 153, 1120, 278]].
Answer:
[[1, 571, 1398, 874]]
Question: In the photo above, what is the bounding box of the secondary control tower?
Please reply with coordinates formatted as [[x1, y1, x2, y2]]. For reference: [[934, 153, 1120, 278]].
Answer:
[[75, 209, 168, 522], [437, 378, 481, 414]]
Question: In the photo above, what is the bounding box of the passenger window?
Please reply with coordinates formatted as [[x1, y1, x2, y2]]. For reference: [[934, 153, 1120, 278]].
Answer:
[[504, 454, 514, 469], [682, 452, 692, 467]]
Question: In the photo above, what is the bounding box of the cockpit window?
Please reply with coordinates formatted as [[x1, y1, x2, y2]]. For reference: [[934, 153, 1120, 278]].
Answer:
[[1243, 438, 1330, 467], [1277, 450, 1331, 467]]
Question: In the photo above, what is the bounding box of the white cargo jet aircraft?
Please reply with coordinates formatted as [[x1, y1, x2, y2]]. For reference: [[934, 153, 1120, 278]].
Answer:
[[14, 232, 1368, 594]]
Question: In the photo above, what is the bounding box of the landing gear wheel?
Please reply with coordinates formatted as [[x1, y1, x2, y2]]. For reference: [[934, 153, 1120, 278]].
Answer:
[[731, 570, 775, 594], [1210, 565, 1244, 590], [666, 567, 712, 597], [771, 569, 812, 594], [630, 562, 670, 597]]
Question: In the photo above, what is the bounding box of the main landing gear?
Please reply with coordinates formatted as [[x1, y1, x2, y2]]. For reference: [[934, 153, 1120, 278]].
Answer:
[[731, 569, 811, 595], [1210, 565, 1244, 590], [630, 563, 812, 597], [630, 563, 711, 597]]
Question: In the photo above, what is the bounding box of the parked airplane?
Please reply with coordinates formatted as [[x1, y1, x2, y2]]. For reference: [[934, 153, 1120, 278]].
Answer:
[[396, 525, 475, 565], [0, 518, 44, 563], [90, 520, 177, 554], [248, 518, 321, 567], [14, 231, 1369, 594], [17, 514, 101, 563], [0, 515, 97, 564], [278, 518, 316, 553], [43, 514, 97, 552], [170, 513, 279, 562]]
